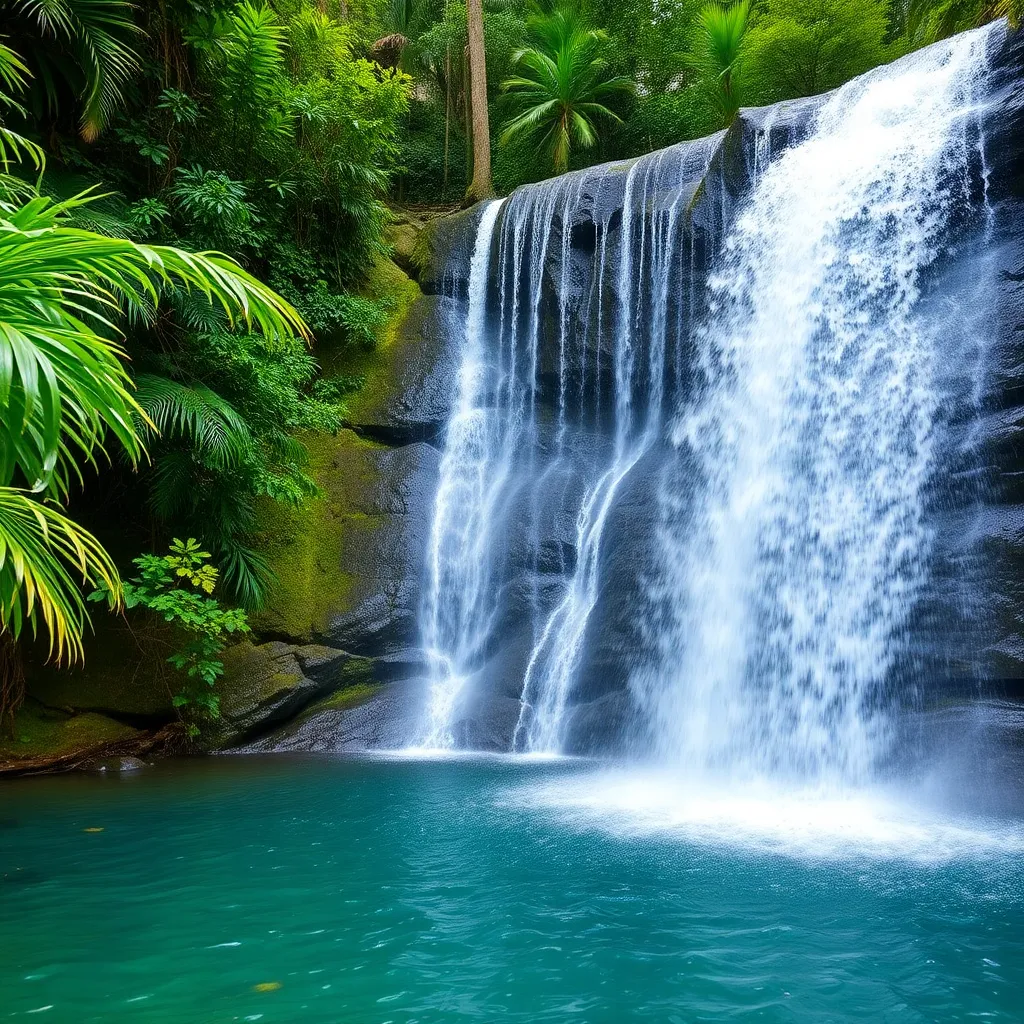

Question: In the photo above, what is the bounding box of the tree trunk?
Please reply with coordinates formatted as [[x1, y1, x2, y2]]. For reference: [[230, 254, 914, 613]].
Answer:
[[465, 0, 492, 202], [443, 43, 452, 190], [0, 634, 25, 738]]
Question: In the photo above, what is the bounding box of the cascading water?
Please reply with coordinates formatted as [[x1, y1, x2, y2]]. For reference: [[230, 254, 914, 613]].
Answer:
[[417, 24, 1006, 784], [635, 28, 995, 783], [420, 198, 506, 749], [417, 137, 722, 752]]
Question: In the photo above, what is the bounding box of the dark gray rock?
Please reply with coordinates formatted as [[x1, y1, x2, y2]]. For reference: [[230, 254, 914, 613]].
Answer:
[[324, 441, 439, 657], [448, 692, 523, 752], [561, 690, 636, 756], [240, 678, 427, 753], [214, 641, 372, 747], [349, 295, 465, 445]]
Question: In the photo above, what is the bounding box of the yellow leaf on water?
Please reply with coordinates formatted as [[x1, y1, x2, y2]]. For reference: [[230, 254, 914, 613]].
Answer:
[[83, 827, 104, 833], [253, 983, 281, 993]]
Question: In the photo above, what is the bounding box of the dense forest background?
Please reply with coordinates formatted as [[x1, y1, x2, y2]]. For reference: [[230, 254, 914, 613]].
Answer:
[[0, 0, 1018, 736]]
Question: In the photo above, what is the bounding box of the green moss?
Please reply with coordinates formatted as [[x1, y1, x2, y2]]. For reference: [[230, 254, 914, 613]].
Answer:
[[251, 429, 388, 641], [0, 700, 140, 764], [251, 255, 423, 643], [336, 655, 375, 688], [387, 220, 421, 275], [312, 682, 383, 712], [327, 256, 422, 426], [218, 641, 305, 710]]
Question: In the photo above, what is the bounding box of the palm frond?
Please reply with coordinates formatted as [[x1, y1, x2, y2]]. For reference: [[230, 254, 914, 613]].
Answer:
[[688, 0, 751, 119], [214, 538, 275, 611], [148, 450, 195, 519], [0, 487, 120, 662], [0, 189, 309, 494], [11, 0, 142, 140], [0, 42, 31, 107], [500, 7, 634, 176], [135, 374, 252, 469]]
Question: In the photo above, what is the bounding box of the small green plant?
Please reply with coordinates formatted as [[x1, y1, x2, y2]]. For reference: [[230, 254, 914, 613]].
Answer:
[[126, 197, 170, 237], [90, 539, 249, 732]]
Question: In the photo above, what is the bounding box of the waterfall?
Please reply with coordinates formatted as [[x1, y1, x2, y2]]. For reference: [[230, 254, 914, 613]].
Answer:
[[417, 25, 1000, 776], [636, 28, 993, 783], [420, 198, 506, 749]]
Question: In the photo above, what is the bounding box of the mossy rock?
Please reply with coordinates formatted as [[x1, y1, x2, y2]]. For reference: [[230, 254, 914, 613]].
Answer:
[[250, 251, 444, 663], [0, 700, 140, 773], [386, 204, 465, 285], [320, 256, 459, 444], [213, 639, 377, 748], [386, 220, 422, 280], [410, 206, 482, 294], [251, 429, 438, 652], [238, 678, 424, 754]]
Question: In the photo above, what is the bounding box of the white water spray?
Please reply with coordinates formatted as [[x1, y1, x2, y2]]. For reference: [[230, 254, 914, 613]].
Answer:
[[420, 199, 506, 748], [636, 29, 993, 782]]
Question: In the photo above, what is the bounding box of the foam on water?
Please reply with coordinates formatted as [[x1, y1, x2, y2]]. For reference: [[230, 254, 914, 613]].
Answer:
[[509, 768, 1024, 864]]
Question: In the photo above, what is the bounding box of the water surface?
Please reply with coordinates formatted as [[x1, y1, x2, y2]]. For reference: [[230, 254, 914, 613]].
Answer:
[[3, 755, 1023, 1022]]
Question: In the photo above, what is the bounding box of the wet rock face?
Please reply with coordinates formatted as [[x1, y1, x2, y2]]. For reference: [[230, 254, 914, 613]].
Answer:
[[323, 441, 440, 660], [977, 27, 1024, 682], [239, 679, 426, 753], [346, 295, 465, 445], [213, 641, 374, 747]]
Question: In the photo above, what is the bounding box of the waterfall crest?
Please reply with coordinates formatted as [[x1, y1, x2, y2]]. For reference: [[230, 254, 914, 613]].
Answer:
[[417, 25, 1005, 778]]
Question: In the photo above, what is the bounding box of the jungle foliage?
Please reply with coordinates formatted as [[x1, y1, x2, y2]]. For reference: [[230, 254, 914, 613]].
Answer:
[[89, 538, 249, 731], [1, 0, 408, 618], [0, 0, 402, 726], [393, 0, 1020, 196], [0, 0, 1019, 730]]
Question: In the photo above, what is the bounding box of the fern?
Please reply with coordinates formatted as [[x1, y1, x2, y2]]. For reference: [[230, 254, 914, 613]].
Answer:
[[135, 374, 252, 469]]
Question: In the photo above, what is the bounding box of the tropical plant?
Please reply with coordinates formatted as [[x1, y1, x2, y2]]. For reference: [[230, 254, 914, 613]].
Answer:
[[0, 43, 44, 192], [135, 375, 254, 470], [500, 7, 633, 175], [688, 0, 751, 122], [89, 538, 250, 731], [0, 0, 141, 140], [0, 186, 307, 723], [133, 371, 278, 610], [169, 166, 257, 250]]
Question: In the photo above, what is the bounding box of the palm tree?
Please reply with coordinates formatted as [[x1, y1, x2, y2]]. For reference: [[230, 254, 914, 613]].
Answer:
[[0, 187, 308, 726], [0, 0, 141, 141], [689, 0, 751, 123], [500, 8, 634, 176]]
